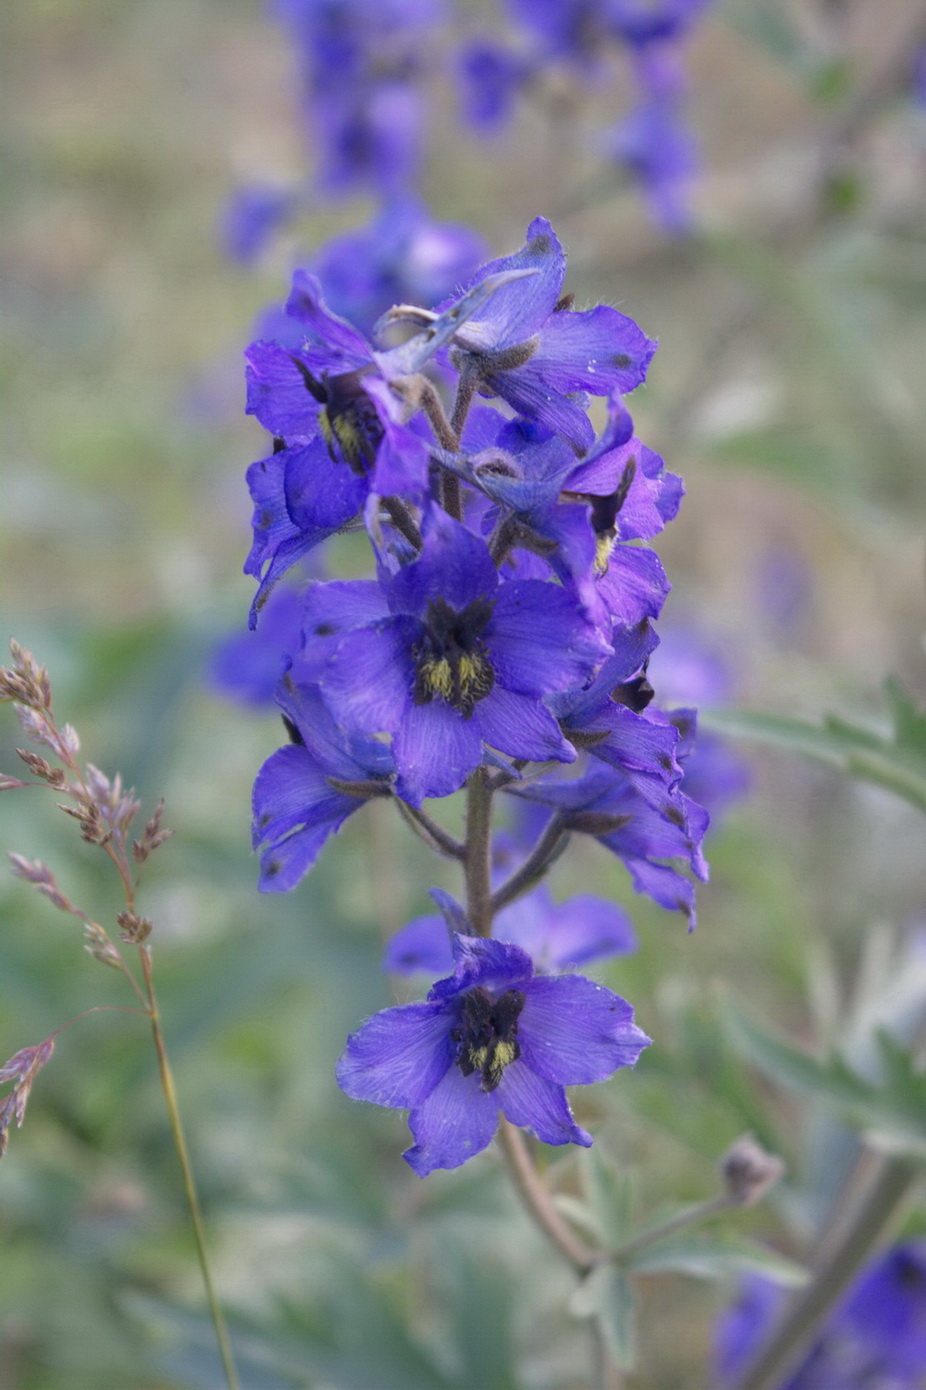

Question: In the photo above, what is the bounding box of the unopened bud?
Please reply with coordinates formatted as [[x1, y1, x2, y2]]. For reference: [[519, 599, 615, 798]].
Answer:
[[720, 1134, 785, 1207]]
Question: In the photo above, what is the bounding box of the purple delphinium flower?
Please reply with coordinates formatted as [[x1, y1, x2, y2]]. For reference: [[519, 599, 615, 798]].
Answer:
[[459, 41, 533, 129], [606, 95, 697, 235], [716, 1244, 926, 1387], [209, 586, 304, 708], [311, 200, 487, 337], [252, 678, 394, 892], [308, 508, 608, 806], [384, 884, 638, 975], [509, 758, 709, 927], [243, 264, 532, 619], [437, 217, 657, 453], [606, 0, 712, 48], [275, 0, 443, 197], [337, 932, 650, 1174], [222, 185, 296, 265]]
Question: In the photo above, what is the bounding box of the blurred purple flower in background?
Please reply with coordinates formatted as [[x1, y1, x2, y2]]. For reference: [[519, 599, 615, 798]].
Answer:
[[384, 884, 637, 975], [716, 1243, 926, 1387]]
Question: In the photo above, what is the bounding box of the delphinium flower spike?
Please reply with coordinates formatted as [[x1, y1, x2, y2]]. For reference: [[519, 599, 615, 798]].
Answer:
[[239, 217, 710, 1185]]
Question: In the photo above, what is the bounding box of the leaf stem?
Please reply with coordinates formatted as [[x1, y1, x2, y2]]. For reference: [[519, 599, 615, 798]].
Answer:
[[610, 1194, 733, 1264], [137, 945, 240, 1390]]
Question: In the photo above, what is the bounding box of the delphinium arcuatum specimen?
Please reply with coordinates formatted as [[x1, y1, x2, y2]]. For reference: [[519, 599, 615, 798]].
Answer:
[[241, 215, 709, 1173]]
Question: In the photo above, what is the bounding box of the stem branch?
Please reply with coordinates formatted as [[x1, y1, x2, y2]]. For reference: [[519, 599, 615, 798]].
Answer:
[[491, 815, 569, 914], [394, 799, 465, 859]]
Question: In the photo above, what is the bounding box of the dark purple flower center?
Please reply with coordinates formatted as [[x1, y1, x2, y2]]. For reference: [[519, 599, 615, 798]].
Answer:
[[291, 355, 383, 474], [412, 596, 496, 717], [453, 985, 525, 1092], [318, 369, 384, 474]]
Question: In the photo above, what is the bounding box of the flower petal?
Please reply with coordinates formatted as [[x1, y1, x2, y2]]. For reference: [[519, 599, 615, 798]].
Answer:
[[518, 975, 650, 1085], [321, 619, 415, 733], [532, 306, 657, 397], [337, 1002, 454, 1110], [497, 1062, 591, 1147], [383, 915, 455, 976], [477, 686, 576, 763], [403, 1063, 499, 1175], [284, 440, 367, 531], [489, 580, 607, 695], [447, 216, 566, 349], [245, 341, 322, 441], [393, 699, 484, 806]]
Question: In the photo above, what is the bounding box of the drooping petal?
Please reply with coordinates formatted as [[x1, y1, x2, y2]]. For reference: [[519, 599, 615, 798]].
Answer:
[[275, 681, 394, 783], [251, 744, 352, 851], [245, 341, 322, 441], [477, 685, 576, 763], [532, 306, 657, 397], [403, 1063, 500, 1175], [620, 856, 697, 926], [518, 975, 650, 1085], [337, 1001, 455, 1109], [497, 1062, 592, 1147], [393, 698, 484, 805], [257, 817, 347, 893]]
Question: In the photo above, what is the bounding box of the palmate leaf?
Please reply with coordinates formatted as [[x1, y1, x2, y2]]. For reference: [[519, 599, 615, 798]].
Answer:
[[728, 1006, 926, 1158], [703, 680, 926, 815]]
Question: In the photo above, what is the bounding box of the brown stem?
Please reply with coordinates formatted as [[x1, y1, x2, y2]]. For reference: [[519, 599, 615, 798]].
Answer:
[[498, 1120, 599, 1272], [394, 799, 465, 860], [383, 497, 422, 551], [463, 767, 494, 936]]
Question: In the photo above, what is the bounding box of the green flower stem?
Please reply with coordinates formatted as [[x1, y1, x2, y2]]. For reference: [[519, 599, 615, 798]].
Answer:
[[138, 945, 240, 1390], [733, 1154, 920, 1390], [464, 766, 495, 936], [609, 1193, 734, 1265]]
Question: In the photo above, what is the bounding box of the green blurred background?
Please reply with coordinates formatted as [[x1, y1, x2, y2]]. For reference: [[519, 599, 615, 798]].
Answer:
[[2, 0, 926, 1385]]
